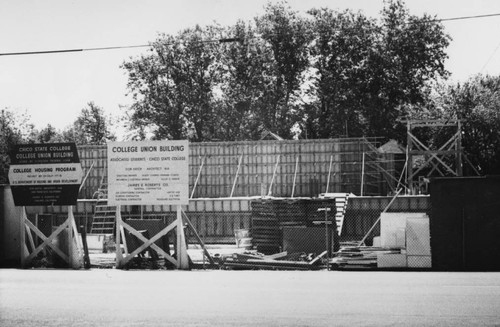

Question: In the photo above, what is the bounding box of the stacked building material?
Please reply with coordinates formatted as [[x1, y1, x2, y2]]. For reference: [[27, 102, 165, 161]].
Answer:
[[250, 200, 282, 254], [330, 246, 401, 270], [221, 251, 326, 270], [251, 198, 337, 254]]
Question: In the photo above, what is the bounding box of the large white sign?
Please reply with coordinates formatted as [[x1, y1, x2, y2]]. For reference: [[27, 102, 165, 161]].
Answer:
[[107, 140, 189, 205]]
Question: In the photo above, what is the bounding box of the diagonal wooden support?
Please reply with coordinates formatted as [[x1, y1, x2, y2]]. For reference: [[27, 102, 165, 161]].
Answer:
[[181, 210, 215, 266], [119, 219, 178, 267], [408, 132, 458, 177], [25, 218, 70, 264], [25, 223, 36, 253]]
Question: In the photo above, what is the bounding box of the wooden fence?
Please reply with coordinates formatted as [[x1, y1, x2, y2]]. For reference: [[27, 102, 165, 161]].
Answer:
[[78, 138, 394, 199]]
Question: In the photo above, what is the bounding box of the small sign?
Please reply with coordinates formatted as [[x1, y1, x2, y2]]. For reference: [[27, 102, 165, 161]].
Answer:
[[8, 143, 83, 206], [107, 140, 189, 205]]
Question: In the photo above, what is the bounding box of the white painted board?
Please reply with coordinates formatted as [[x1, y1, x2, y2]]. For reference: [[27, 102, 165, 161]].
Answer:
[[406, 217, 431, 255], [107, 140, 189, 205], [380, 212, 427, 249]]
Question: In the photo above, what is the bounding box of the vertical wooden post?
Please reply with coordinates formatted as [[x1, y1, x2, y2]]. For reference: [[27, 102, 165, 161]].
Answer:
[[80, 224, 91, 269], [268, 155, 280, 197], [291, 156, 299, 198], [191, 156, 205, 199], [68, 207, 74, 268], [230, 154, 243, 197], [20, 207, 27, 268], [176, 205, 189, 270], [406, 121, 412, 194], [115, 205, 123, 268], [360, 152, 365, 196], [325, 155, 333, 194], [457, 120, 463, 176]]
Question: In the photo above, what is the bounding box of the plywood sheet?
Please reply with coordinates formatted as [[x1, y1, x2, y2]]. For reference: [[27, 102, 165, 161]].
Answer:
[[407, 217, 431, 255]]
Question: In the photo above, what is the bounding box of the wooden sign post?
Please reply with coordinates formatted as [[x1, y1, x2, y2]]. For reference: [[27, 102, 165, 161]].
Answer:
[[107, 140, 190, 270], [8, 143, 84, 268]]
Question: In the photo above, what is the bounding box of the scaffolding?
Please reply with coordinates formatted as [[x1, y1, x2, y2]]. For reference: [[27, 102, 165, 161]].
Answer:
[[405, 119, 463, 194]]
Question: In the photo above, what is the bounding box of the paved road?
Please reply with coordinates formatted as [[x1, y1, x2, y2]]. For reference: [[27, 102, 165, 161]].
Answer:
[[1, 269, 500, 326]]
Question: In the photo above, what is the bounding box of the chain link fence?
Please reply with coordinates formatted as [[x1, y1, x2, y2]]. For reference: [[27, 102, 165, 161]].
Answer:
[[27, 195, 431, 269]]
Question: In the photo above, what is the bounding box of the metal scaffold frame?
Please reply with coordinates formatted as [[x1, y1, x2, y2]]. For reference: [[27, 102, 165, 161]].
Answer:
[[405, 119, 463, 194]]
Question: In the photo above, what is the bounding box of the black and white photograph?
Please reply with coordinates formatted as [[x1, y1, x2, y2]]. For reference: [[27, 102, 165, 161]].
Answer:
[[1, 0, 500, 326]]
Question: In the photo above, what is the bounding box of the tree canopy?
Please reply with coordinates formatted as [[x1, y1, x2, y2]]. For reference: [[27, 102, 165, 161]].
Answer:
[[122, 0, 450, 142], [432, 75, 500, 175]]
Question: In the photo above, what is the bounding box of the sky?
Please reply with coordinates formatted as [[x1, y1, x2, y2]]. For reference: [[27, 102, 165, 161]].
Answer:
[[2, 0, 500, 136]]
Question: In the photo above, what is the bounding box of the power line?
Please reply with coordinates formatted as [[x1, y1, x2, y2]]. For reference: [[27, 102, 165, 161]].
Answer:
[[1, 12, 500, 57], [437, 12, 500, 22], [0, 38, 243, 57], [0, 44, 151, 57]]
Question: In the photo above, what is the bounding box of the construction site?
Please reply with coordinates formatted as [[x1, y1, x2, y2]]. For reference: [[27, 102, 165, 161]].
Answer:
[[1, 121, 500, 272]]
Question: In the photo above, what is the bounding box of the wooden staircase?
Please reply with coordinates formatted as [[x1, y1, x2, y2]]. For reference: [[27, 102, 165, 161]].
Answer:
[[90, 178, 116, 235]]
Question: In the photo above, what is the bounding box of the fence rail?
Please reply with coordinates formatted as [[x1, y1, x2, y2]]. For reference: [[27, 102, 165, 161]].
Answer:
[[25, 195, 430, 244]]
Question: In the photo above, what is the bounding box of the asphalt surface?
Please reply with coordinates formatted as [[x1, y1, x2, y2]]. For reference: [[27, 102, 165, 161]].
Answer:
[[1, 269, 500, 326]]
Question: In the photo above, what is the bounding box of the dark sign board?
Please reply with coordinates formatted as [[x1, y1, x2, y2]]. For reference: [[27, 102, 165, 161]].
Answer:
[[8, 143, 83, 206], [10, 143, 80, 165]]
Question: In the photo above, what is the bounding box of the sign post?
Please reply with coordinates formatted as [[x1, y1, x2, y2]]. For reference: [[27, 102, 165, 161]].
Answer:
[[107, 140, 190, 269], [8, 143, 84, 268]]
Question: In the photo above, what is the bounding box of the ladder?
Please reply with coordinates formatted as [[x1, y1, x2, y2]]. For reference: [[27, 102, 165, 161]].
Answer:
[[90, 177, 116, 234]]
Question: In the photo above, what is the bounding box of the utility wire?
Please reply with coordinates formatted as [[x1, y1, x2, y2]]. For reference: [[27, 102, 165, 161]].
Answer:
[[0, 38, 242, 57], [0, 12, 499, 57], [437, 12, 500, 22], [0, 44, 150, 57]]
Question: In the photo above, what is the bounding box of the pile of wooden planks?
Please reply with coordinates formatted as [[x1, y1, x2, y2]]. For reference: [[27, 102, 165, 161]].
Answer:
[[221, 251, 327, 270], [330, 246, 401, 270]]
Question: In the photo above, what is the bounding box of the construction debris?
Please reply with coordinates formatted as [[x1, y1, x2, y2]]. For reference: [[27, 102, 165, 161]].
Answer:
[[221, 250, 327, 270], [330, 246, 402, 270]]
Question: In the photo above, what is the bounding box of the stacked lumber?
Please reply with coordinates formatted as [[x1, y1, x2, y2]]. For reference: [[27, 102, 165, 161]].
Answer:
[[330, 246, 401, 270], [250, 198, 337, 254], [221, 251, 327, 270]]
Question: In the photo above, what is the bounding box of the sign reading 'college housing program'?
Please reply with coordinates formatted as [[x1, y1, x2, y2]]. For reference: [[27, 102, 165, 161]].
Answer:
[[107, 140, 189, 206], [8, 143, 83, 206]]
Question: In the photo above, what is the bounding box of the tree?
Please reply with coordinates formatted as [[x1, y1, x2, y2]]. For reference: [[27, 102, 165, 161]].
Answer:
[[123, 25, 222, 141], [304, 8, 377, 138], [368, 0, 450, 140], [0, 108, 35, 183], [65, 102, 115, 145], [255, 1, 311, 138], [122, 0, 450, 142], [214, 20, 274, 140], [301, 0, 450, 140], [35, 124, 65, 143], [439, 75, 500, 175]]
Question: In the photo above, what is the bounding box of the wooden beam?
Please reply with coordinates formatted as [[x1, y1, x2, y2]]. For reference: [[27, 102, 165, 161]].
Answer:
[[267, 154, 280, 196], [120, 219, 178, 267], [190, 156, 205, 199], [291, 156, 299, 198], [181, 210, 215, 266], [25, 218, 70, 264], [230, 154, 243, 197]]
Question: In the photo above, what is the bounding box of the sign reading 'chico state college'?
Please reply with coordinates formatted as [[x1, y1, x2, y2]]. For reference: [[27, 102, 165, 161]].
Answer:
[[8, 143, 83, 206]]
